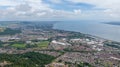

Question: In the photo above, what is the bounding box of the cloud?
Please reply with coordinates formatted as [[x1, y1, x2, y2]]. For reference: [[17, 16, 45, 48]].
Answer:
[[67, 0, 120, 19], [0, 0, 17, 6], [15, 4, 31, 11], [0, 0, 82, 21], [0, 0, 50, 20], [0, 0, 120, 21], [74, 9, 81, 14]]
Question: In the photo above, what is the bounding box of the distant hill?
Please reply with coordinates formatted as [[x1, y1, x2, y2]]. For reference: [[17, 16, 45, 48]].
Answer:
[[104, 22, 120, 26]]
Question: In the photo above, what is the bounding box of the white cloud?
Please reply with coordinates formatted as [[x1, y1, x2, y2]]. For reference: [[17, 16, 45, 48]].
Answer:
[[74, 9, 82, 14], [67, 0, 120, 19], [15, 4, 31, 11], [0, 0, 17, 6], [0, 0, 82, 20], [0, 0, 51, 20], [0, 0, 120, 21]]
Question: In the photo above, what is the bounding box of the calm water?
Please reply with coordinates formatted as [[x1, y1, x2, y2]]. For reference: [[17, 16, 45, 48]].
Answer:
[[53, 21, 120, 42]]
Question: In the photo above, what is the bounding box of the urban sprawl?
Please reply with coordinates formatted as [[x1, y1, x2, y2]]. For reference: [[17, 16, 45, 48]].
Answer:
[[0, 21, 119, 67]]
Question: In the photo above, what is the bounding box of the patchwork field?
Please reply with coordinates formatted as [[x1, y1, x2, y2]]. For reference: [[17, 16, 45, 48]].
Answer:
[[12, 44, 26, 48], [37, 41, 49, 48]]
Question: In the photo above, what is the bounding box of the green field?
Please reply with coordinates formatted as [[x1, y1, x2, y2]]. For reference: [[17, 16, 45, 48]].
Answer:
[[7, 41, 49, 49], [37, 41, 49, 48], [12, 44, 26, 48]]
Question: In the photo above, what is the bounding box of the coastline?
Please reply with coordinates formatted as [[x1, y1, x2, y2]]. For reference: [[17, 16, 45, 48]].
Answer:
[[53, 21, 120, 42]]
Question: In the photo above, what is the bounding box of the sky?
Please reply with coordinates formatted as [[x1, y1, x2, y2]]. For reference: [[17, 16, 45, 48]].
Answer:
[[0, 0, 120, 21]]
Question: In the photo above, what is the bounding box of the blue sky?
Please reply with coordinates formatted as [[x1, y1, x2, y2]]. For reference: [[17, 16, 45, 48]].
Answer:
[[0, 0, 120, 21]]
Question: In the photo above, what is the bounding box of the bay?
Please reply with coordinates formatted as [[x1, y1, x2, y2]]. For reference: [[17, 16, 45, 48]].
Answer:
[[53, 21, 120, 42]]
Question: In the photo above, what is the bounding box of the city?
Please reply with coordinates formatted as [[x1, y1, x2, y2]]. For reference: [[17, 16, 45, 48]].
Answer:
[[0, 21, 119, 67]]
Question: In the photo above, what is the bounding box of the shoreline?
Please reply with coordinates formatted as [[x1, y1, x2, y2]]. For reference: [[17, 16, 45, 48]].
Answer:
[[53, 28, 119, 42], [53, 22, 120, 42]]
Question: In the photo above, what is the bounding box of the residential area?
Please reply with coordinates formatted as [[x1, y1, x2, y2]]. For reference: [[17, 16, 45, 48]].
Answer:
[[0, 21, 119, 67]]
